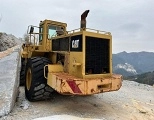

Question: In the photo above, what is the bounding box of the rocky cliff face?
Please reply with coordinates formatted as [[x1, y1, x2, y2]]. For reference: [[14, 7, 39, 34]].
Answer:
[[113, 51, 154, 76], [0, 32, 22, 52]]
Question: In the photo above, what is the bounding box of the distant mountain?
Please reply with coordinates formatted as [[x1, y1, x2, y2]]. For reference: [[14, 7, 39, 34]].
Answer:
[[125, 71, 154, 86], [113, 51, 154, 76]]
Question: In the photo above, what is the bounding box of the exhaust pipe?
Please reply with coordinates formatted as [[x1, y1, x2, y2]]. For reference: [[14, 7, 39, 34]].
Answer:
[[80, 10, 90, 30]]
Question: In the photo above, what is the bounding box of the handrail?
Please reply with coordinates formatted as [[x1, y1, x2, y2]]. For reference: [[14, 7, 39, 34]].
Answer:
[[27, 25, 40, 34], [27, 28, 111, 46], [67, 28, 111, 35], [28, 33, 48, 45]]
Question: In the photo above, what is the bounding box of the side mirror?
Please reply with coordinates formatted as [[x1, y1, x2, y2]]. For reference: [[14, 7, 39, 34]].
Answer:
[[29, 26, 34, 34]]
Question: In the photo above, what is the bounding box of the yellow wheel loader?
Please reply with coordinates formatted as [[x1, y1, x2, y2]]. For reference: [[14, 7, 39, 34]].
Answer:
[[20, 10, 122, 101]]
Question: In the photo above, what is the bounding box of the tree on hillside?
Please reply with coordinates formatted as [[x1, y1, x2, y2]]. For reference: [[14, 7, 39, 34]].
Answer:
[[126, 71, 154, 86], [23, 33, 29, 43]]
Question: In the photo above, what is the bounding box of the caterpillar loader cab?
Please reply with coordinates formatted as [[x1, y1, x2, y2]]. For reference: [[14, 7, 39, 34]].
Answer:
[[20, 10, 122, 101]]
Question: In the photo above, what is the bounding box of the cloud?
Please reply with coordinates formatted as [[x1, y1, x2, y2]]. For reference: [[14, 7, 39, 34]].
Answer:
[[120, 23, 142, 32], [0, 0, 154, 53]]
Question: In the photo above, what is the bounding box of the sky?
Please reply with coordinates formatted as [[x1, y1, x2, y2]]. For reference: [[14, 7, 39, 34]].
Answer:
[[0, 0, 154, 53]]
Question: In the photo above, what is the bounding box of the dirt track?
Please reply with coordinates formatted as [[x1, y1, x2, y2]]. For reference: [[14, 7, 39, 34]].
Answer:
[[1, 81, 154, 120]]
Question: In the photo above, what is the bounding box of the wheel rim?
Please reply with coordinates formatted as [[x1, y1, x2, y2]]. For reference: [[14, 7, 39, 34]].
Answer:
[[26, 68, 32, 90]]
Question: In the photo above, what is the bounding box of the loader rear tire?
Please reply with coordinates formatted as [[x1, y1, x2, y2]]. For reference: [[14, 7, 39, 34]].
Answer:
[[20, 58, 26, 86], [25, 57, 54, 102]]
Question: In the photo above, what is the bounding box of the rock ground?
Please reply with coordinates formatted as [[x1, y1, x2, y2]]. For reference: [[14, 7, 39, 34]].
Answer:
[[0, 80, 154, 120]]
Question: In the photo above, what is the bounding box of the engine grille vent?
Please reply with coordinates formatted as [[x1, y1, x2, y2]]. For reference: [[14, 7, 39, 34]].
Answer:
[[85, 36, 110, 74]]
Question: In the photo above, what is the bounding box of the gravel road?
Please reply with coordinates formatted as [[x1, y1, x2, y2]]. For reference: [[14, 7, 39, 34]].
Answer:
[[1, 80, 154, 120]]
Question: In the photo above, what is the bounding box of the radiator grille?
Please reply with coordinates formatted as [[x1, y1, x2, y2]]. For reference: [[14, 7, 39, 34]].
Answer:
[[85, 36, 110, 74]]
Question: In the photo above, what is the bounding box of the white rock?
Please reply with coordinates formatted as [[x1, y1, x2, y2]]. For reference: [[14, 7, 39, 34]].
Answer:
[[33, 115, 104, 120], [20, 100, 30, 110]]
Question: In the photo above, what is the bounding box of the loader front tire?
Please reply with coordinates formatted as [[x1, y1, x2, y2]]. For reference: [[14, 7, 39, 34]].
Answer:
[[20, 58, 26, 86], [25, 57, 54, 102]]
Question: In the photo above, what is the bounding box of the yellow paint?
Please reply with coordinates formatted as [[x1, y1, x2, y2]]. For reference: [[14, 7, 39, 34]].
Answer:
[[48, 64, 63, 73], [47, 72, 122, 95]]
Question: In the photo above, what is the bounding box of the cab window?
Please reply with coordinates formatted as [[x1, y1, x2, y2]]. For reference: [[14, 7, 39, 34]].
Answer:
[[48, 25, 63, 38]]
